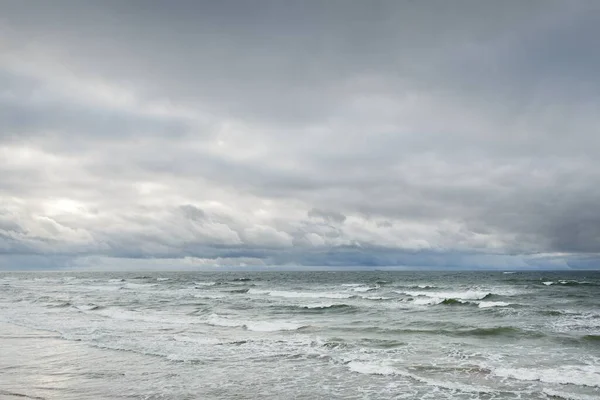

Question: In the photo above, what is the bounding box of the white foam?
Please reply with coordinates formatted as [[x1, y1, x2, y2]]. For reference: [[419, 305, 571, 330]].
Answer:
[[123, 283, 158, 289], [245, 321, 304, 332], [248, 289, 353, 299], [399, 290, 490, 300], [543, 281, 554, 286], [156, 277, 170, 281], [352, 286, 378, 293], [194, 281, 217, 286], [413, 297, 445, 305], [493, 365, 600, 388], [348, 361, 397, 375], [95, 308, 197, 325], [341, 284, 362, 287], [478, 301, 510, 308]]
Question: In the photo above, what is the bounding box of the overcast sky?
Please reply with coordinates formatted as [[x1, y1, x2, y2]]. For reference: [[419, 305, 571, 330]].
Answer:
[[1, 1, 599, 270]]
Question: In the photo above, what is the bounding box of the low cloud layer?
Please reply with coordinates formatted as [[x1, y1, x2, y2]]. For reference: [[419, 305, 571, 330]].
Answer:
[[1, 1, 599, 269]]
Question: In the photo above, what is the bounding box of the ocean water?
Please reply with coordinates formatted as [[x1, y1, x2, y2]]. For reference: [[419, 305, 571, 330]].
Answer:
[[0, 271, 599, 400]]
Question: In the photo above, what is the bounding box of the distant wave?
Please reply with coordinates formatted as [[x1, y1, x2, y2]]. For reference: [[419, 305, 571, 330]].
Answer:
[[543, 280, 597, 287], [248, 289, 354, 299]]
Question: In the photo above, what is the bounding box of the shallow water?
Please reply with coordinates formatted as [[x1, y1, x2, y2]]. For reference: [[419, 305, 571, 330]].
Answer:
[[1, 271, 599, 399]]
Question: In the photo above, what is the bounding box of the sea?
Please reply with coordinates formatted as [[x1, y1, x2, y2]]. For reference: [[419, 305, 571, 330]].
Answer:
[[0, 270, 599, 400]]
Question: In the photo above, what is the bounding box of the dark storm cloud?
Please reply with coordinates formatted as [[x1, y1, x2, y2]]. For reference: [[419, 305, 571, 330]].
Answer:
[[0, 0, 599, 269]]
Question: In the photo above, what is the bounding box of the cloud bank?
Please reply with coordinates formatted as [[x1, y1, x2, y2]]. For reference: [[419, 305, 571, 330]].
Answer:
[[1, 1, 599, 269]]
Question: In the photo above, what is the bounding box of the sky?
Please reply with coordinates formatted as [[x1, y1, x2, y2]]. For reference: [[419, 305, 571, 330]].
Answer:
[[1, 1, 599, 270]]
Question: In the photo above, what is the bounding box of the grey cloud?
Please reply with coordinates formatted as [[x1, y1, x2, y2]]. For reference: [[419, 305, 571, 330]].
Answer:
[[0, 1, 599, 269], [308, 208, 346, 224]]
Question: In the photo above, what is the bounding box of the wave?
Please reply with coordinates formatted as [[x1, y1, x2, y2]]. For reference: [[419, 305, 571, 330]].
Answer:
[[542, 280, 597, 287], [194, 281, 217, 286], [156, 277, 170, 281], [465, 326, 542, 337], [398, 290, 491, 301], [74, 303, 102, 311], [205, 314, 306, 332], [478, 301, 511, 308], [355, 325, 541, 339], [542, 389, 600, 400], [352, 286, 378, 293], [361, 296, 393, 301], [248, 289, 354, 299], [347, 361, 494, 393], [493, 365, 600, 388], [409, 296, 512, 308], [558, 280, 597, 286], [582, 335, 600, 342], [227, 288, 249, 294], [295, 303, 357, 313]]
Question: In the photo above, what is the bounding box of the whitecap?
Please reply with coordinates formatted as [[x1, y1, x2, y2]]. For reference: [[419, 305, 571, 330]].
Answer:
[[543, 281, 555, 286], [194, 281, 217, 286], [352, 286, 378, 293], [399, 290, 490, 300], [478, 301, 511, 308]]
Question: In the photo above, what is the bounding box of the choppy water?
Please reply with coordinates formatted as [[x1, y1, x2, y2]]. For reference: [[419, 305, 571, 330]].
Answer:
[[1, 271, 599, 399]]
